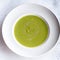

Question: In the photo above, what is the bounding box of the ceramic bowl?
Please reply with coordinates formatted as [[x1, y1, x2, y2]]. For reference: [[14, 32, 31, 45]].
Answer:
[[2, 4, 60, 57]]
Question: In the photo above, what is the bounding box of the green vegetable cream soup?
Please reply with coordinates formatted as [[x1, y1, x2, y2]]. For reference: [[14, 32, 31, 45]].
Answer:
[[14, 15, 49, 47]]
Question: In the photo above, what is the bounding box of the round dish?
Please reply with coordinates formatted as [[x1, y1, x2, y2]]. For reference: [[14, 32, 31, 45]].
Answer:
[[2, 4, 59, 57]]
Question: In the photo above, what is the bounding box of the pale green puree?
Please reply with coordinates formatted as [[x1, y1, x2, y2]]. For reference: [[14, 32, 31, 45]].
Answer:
[[14, 15, 48, 47]]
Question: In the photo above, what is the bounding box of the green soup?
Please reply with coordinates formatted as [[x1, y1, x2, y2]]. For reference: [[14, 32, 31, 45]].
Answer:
[[14, 15, 49, 47]]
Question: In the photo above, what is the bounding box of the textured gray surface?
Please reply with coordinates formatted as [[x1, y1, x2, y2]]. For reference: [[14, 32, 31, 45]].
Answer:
[[0, 0, 60, 60]]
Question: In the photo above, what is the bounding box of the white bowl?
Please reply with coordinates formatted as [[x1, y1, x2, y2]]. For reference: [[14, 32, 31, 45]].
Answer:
[[2, 4, 60, 57]]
